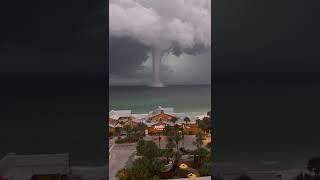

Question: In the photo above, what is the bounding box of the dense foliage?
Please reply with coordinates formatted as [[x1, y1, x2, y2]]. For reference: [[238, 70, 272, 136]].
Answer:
[[116, 157, 163, 180], [116, 140, 164, 180]]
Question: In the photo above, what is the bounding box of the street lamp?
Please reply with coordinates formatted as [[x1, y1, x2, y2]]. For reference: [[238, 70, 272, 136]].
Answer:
[[179, 163, 188, 169], [179, 125, 185, 153], [187, 173, 197, 178], [158, 132, 161, 149]]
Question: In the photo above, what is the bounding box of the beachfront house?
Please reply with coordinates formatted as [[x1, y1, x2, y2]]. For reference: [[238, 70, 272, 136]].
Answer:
[[109, 110, 136, 135], [108, 106, 207, 135]]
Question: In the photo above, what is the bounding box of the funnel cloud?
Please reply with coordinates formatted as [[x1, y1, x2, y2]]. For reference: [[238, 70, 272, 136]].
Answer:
[[109, 0, 211, 86]]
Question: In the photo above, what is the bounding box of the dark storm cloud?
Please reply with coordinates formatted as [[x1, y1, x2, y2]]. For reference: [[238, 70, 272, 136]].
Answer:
[[172, 44, 209, 57], [109, 0, 211, 85], [109, 37, 149, 77], [109, 38, 210, 78]]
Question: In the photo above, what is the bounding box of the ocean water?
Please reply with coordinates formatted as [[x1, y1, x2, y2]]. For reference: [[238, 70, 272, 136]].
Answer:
[[109, 85, 211, 114]]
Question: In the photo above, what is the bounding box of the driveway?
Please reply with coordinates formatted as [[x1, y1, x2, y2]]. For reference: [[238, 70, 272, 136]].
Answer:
[[108, 143, 137, 180]]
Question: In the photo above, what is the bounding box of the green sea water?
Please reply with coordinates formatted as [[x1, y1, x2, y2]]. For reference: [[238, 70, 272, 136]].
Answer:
[[109, 85, 211, 114]]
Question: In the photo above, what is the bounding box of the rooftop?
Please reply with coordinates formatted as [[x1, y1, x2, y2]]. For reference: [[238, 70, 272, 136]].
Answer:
[[109, 110, 132, 120], [149, 106, 175, 116]]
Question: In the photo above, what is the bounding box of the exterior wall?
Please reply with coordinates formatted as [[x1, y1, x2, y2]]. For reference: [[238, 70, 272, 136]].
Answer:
[[109, 127, 116, 134], [108, 118, 116, 124], [127, 118, 137, 127], [149, 112, 174, 122], [147, 127, 162, 134], [118, 117, 130, 121], [147, 123, 201, 135], [108, 118, 137, 135], [183, 124, 201, 135]]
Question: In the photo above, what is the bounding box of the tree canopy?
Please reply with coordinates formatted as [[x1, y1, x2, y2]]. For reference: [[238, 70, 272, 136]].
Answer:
[[136, 140, 160, 159]]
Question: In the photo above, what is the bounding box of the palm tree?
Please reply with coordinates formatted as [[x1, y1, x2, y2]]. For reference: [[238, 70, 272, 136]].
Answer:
[[196, 119, 206, 134], [203, 116, 211, 134], [206, 141, 212, 150], [192, 133, 210, 167], [207, 111, 211, 117], [181, 130, 185, 153], [165, 141, 175, 163], [172, 124, 182, 152], [194, 132, 205, 149], [163, 125, 175, 136], [166, 139, 176, 149], [136, 122, 147, 136], [308, 156, 320, 177], [196, 118, 201, 125], [115, 127, 122, 139], [173, 133, 182, 152], [192, 147, 210, 168], [158, 132, 161, 149], [204, 117, 212, 134], [170, 117, 178, 124], [176, 124, 185, 152], [174, 151, 182, 176], [184, 117, 191, 125], [123, 124, 131, 137]]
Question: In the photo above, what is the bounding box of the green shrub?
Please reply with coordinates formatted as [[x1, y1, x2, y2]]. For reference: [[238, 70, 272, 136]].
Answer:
[[115, 139, 126, 144], [115, 136, 140, 144], [136, 140, 160, 159], [116, 157, 162, 180]]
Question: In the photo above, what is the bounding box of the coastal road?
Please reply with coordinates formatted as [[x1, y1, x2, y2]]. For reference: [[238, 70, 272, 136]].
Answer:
[[108, 143, 137, 180], [109, 137, 117, 156]]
